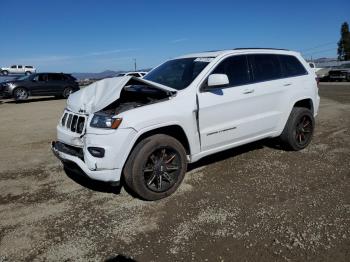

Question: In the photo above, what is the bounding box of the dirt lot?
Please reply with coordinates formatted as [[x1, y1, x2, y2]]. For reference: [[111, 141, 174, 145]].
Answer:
[[0, 83, 349, 261]]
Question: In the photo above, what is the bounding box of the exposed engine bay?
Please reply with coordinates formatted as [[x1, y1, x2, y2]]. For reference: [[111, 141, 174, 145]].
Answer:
[[101, 79, 173, 115]]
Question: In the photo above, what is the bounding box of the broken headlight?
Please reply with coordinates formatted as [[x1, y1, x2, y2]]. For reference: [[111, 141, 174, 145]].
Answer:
[[90, 113, 122, 129]]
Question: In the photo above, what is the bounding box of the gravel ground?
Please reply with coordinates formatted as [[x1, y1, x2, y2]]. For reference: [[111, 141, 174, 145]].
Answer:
[[0, 83, 349, 261]]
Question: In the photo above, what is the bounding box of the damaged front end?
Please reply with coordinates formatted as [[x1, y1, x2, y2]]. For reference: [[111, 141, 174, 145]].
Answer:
[[52, 76, 177, 183]]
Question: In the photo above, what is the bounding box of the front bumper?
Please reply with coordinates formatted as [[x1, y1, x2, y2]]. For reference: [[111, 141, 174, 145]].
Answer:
[[52, 141, 122, 183]]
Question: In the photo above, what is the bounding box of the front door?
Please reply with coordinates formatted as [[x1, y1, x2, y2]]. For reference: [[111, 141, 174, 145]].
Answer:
[[30, 73, 49, 95]]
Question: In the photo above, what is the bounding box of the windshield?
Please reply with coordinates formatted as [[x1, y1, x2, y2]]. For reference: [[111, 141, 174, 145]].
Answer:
[[143, 57, 213, 90], [16, 75, 33, 81]]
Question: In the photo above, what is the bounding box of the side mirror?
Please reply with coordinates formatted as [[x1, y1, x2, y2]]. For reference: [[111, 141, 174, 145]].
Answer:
[[207, 74, 229, 87]]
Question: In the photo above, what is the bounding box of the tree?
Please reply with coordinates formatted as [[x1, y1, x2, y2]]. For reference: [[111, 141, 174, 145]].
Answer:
[[337, 22, 350, 61]]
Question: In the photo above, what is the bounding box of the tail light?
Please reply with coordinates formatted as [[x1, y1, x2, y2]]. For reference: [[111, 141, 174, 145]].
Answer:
[[315, 77, 319, 88]]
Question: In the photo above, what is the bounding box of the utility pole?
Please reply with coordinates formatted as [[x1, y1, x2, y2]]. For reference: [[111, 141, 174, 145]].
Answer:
[[133, 58, 137, 71]]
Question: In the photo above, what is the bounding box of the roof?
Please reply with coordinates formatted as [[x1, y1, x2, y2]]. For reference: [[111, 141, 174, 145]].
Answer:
[[177, 48, 295, 59]]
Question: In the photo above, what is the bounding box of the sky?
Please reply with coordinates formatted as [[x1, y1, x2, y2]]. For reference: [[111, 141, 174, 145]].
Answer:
[[0, 0, 349, 72]]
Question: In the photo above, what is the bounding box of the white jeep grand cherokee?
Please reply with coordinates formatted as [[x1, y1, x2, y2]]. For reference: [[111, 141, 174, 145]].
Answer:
[[52, 48, 320, 200]]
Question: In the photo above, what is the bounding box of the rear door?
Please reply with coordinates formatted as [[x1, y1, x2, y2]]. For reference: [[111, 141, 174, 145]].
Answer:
[[46, 73, 65, 95], [245, 54, 289, 133]]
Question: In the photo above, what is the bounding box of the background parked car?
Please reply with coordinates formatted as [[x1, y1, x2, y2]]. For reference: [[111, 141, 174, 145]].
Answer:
[[0, 65, 36, 75], [0, 72, 79, 101], [328, 63, 350, 81], [116, 71, 147, 77]]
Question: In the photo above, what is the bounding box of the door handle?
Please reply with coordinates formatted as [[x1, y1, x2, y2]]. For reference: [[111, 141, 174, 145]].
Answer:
[[243, 89, 254, 94], [283, 83, 292, 86]]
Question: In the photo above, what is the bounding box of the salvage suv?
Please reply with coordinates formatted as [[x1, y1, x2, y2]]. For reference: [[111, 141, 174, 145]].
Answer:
[[52, 48, 320, 200]]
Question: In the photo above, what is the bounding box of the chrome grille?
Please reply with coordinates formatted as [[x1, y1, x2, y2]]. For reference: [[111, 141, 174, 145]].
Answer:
[[61, 112, 86, 134]]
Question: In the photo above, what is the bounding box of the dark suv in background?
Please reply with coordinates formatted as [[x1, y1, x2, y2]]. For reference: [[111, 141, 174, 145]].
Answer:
[[328, 63, 350, 82], [0, 73, 79, 101]]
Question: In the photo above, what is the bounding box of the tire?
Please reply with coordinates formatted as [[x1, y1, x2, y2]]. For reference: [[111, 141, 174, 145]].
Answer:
[[124, 134, 187, 200], [280, 107, 315, 151], [13, 87, 29, 101], [25, 71, 31, 75], [2, 70, 8, 76], [62, 87, 73, 99]]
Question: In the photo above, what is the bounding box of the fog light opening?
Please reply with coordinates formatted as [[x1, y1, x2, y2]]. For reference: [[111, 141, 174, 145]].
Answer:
[[88, 147, 105, 158]]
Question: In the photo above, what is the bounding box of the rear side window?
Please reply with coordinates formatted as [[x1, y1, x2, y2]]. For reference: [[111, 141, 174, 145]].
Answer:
[[25, 66, 33, 68], [249, 54, 282, 82], [212, 55, 251, 86], [279, 55, 307, 77]]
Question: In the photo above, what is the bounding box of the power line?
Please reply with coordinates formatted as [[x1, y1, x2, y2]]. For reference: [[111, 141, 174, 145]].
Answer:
[[299, 41, 335, 52], [302, 47, 337, 55]]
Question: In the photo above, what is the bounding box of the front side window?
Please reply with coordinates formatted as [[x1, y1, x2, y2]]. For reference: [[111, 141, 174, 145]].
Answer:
[[34, 74, 48, 82], [212, 55, 251, 87], [249, 54, 283, 82], [279, 55, 307, 77], [18, 65, 23, 69], [11, 65, 17, 69], [144, 57, 212, 90]]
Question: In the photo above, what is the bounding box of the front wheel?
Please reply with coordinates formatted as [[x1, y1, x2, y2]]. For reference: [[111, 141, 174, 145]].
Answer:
[[13, 87, 29, 101], [62, 87, 73, 98], [124, 134, 187, 200], [2, 70, 9, 76], [25, 71, 31, 75], [280, 107, 315, 151]]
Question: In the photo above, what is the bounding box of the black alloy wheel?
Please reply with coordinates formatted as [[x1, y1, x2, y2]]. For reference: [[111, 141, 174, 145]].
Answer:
[[143, 147, 181, 192]]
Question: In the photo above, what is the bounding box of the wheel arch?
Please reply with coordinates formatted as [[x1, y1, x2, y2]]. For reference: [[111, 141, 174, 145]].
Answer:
[[276, 96, 315, 137], [131, 125, 191, 156], [12, 86, 30, 96], [293, 98, 314, 115]]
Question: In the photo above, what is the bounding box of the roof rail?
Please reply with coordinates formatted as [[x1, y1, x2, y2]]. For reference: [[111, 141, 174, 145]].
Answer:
[[234, 48, 289, 51]]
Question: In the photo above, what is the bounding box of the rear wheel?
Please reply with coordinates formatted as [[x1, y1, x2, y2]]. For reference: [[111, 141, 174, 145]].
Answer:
[[25, 71, 31, 75], [280, 107, 314, 151], [62, 87, 73, 98], [2, 70, 8, 76], [124, 134, 187, 200], [13, 87, 29, 101]]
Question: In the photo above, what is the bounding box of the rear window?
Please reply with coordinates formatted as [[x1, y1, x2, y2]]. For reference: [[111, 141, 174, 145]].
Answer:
[[249, 54, 283, 82], [64, 74, 76, 81], [279, 55, 307, 77]]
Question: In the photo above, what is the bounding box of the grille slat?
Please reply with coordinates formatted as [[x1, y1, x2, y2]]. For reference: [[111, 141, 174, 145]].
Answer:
[[61, 111, 86, 134]]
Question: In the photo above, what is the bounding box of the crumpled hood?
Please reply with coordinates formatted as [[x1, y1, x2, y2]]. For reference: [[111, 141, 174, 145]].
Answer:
[[67, 76, 177, 114]]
